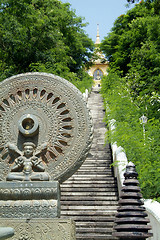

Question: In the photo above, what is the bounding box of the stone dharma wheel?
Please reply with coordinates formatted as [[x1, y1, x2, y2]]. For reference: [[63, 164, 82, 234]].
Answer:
[[0, 73, 93, 183]]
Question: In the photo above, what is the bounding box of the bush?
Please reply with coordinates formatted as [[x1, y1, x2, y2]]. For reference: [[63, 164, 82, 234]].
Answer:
[[101, 72, 160, 202]]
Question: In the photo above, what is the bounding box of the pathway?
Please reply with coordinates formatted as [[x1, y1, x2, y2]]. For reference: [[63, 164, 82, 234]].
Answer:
[[61, 87, 118, 240]]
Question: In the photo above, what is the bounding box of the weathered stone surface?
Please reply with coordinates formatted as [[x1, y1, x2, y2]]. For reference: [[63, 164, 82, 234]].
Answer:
[[0, 72, 93, 183], [0, 182, 60, 200], [0, 199, 60, 219], [0, 181, 60, 218], [0, 72, 92, 240], [0, 227, 14, 240], [0, 219, 76, 240], [113, 162, 153, 239], [61, 88, 119, 240]]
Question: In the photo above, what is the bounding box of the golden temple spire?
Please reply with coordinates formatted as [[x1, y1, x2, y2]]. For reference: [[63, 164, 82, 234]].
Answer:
[[95, 24, 100, 45]]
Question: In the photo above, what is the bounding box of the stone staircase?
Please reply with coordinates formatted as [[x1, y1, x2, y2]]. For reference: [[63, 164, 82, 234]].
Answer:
[[60, 87, 118, 240]]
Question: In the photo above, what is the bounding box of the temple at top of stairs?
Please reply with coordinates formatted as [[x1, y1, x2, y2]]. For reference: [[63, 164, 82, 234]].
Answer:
[[88, 24, 109, 88]]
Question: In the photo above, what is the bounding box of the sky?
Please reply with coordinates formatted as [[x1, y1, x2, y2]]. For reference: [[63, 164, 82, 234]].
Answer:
[[61, 0, 135, 42]]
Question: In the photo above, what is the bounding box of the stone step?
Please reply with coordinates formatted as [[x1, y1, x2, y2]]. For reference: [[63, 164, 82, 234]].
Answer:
[[91, 139, 106, 143], [86, 157, 112, 161], [60, 89, 119, 240], [82, 158, 110, 161], [87, 153, 111, 158], [73, 172, 113, 176], [75, 222, 114, 228], [63, 177, 116, 182], [61, 192, 118, 196], [90, 147, 110, 151], [61, 187, 117, 192], [61, 196, 118, 201], [80, 166, 112, 169], [66, 172, 113, 176], [76, 227, 113, 234], [61, 183, 116, 188], [76, 234, 118, 240], [86, 155, 112, 160], [81, 164, 111, 168], [78, 166, 111, 170], [71, 175, 114, 179], [62, 216, 116, 222], [61, 178, 116, 185], [90, 148, 111, 153], [70, 174, 113, 178], [82, 161, 112, 165], [61, 210, 117, 216], [61, 204, 118, 209], [65, 176, 116, 181], [90, 147, 111, 151], [77, 168, 112, 172], [82, 161, 111, 164], [91, 143, 109, 147], [64, 180, 116, 184]]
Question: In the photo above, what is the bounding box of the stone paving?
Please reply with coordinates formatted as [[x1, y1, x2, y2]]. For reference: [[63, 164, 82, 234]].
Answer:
[[61, 87, 118, 240]]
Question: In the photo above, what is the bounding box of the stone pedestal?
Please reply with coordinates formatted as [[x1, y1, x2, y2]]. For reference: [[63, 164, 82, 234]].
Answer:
[[0, 182, 60, 218], [0, 182, 76, 239], [0, 219, 76, 240]]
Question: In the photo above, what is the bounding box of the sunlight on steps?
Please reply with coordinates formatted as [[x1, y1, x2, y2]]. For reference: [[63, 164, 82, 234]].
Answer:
[[61, 87, 119, 240]]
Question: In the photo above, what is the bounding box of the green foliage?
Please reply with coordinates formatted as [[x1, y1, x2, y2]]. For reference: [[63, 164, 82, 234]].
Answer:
[[101, 1, 160, 201], [29, 62, 93, 92], [0, 0, 94, 92], [101, 73, 160, 201], [101, 1, 160, 119], [127, 0, 160, 14], [101, 0, 160, 202]]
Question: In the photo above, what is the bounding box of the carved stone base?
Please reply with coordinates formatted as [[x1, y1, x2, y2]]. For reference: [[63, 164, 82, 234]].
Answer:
[[0, 218, 76, 240], [0, 181, 60, 218]]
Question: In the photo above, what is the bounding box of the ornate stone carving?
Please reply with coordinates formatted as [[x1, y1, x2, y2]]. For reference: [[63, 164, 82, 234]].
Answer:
[[0, 219, 76, 240], [6, 142, 50, 181], [0, 182, 60, 200], [0, 182, 60, 218], [0, 199, 60, 219], [0, 72, 93, 183]]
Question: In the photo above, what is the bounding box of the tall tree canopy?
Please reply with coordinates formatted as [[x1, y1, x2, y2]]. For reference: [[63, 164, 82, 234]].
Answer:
[[0, 0, 94, 91], [101, 0, 160, 201], [101, 0, 160, 118], [127, 0, 160, 14]]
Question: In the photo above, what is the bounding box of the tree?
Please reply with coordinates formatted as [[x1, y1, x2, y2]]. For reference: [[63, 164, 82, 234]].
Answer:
[[101, 73, 160, 202], [101, 1, 160, 118], [127, 0, 160, 14], [0, 0, 94, 91], [101, 0, 160, 201]]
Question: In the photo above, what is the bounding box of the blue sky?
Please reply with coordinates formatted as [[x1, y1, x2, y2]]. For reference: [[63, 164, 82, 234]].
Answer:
[[61, 0, 135, 42]]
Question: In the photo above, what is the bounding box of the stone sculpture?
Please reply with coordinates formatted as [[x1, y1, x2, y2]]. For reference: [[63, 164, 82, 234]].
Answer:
[[113, 162, 153, 239], [6, 142, 50, 181], [0, 72, 93, 240]]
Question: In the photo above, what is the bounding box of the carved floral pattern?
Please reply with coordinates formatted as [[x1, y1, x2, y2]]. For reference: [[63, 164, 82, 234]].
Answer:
[[0, 219, 75, 240], [0, 199, 59, 218]]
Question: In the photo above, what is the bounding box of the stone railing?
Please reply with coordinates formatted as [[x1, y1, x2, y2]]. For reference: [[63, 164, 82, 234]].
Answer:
[[83, 89, 89, 101], [83, 86, 100, 102], [110, 120, 160, 240]]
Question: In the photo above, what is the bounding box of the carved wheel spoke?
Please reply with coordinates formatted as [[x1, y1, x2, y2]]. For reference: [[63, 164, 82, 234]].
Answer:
[[0, 73, 93, 182]]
